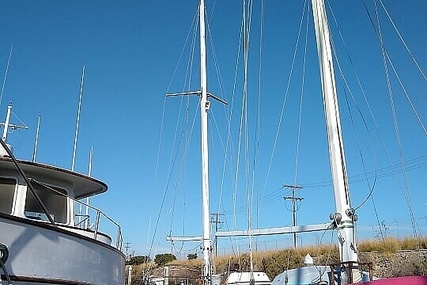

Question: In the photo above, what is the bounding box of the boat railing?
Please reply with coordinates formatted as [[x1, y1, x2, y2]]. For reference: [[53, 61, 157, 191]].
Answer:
[[0, 137, 124, 251], [328, 261, 373, 283], [27, 177, 123, 251], [74, 198, 123, 250]]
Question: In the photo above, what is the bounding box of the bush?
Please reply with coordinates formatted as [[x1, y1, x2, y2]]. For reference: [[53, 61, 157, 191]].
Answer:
[[154, 253, 177, 266], [187, 253, 198, 260], [126, 255, 151, 265]]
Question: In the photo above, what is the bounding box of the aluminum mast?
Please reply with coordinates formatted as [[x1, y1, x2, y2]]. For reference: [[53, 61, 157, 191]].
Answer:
[[311, 0, 358, 267], [199, 0, 212, 283]]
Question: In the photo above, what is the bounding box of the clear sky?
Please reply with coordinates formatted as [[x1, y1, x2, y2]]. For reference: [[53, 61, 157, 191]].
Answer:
[[0, 0, 426, 259]]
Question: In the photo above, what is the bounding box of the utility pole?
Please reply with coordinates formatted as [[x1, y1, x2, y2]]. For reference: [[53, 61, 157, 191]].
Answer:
[[210, 213, 224, 257], [283, 184, 303, 248], [124, 242, 131, 260]]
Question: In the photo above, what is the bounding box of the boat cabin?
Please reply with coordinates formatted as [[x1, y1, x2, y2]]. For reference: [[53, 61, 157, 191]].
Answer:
[[0, 156, 109, 236]]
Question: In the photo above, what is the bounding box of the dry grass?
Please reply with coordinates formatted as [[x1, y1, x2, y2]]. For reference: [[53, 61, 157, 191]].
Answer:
[[189, 237, 425, 278], [128, 236, 426, 284], [358, 236, 427, 253], [211, 245, 340, 277]]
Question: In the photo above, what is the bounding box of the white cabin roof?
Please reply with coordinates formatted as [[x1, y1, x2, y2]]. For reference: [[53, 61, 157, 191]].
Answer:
[[0, 157, 107, 199]]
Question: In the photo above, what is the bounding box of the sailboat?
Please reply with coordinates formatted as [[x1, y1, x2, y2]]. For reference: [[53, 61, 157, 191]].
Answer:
[[212, 0, 426, 284], [164, 1, 273, 285], [163, 0, 425, 284], [165, 0, 223, 284], [271, 1, 426, 284], [0, 102, 125, 284]]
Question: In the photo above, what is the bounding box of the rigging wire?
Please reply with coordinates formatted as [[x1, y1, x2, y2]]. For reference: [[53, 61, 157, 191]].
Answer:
[[223, 155, 427, 219], [244, 0, 256, 275], [325, 0, 380, 212], [231, 0, 251, 261], [148, 5, 201, 266], [303, 155, 427, 189], [260, 0, 309, 201], [328, 0, 425, 240], [188, 0, 245, 258], [373, 0, 420, 239], [169, 16, 201, 240], [0, 45, 13, 108], [377, 0, 427, 82], [204, 2, 236, 258], [341, 88, 377, 211], [325, 1, 382, 219], [361, 1, 426, 135], [167, 22, 199, 244], [214, 8, 244, 258], [325, 0, 424, 240], [254, 0, 264, 248], [329, 2, 426, 223], [149, 11, 201, 263], [293, 0, 310, 188]]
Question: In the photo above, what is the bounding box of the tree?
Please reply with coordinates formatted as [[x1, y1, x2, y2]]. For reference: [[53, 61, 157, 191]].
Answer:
[[187, 253, 197, 260], [126, 255, 150, 265], [154, 253, 176, 266]]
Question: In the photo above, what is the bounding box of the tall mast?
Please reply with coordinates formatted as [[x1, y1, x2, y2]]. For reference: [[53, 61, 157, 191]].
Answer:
[[311, 0, 358, 266], [199, 0, 212, 283], [166, 0, 226, 280]]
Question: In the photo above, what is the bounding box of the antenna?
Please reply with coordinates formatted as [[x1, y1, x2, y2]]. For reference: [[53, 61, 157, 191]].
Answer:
[[1, 102, 13, 141], [0, 102, 28, 143], [32, 113, 41, 162], [0, 45, 13, 108], [84, 147, 93, 229], [71, 64, 86, 171]]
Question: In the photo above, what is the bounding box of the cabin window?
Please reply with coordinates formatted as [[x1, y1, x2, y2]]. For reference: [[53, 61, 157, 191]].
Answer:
[[24, 182, 67, 223], [0, 177, 16, 214]]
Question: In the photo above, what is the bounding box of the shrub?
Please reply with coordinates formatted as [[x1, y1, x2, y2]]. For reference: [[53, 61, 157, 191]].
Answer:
[[154, 253, 177, 266], [126, 255, 150, 265]]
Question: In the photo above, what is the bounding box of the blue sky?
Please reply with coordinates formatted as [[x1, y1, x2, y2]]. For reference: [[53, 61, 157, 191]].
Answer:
[[0, 0, 426, 259]]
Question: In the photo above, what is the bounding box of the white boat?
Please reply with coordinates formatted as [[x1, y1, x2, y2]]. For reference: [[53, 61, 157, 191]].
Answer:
[[0, 103, 125, 284], [226, 271, 271, 285]]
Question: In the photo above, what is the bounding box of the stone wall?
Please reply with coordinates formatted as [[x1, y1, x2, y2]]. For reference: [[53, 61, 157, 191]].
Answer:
[[358, 250, 427, 278]]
